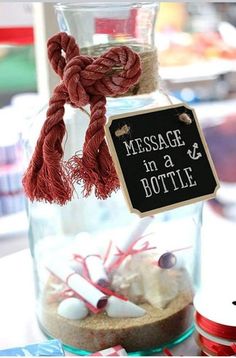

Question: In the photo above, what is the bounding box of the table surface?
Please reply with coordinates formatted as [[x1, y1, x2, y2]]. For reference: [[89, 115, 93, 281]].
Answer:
[[0, 249, 200, 356]]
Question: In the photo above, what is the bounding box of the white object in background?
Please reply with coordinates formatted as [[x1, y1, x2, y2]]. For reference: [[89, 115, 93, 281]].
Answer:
[[217, 182, 236, 204], [194, 292, 236, 328], [0, 3, 32, 27], [11, 93, 47, 132], [194, 205, 236, 327], [0, 211, 28, 238], [106, 296, 146, 318], [105, 216, 154, 270], [219, 21, 236, 48], [0, 107, 20, 163], [57, 297, 88, 320], [73, 232, 109, 287], [0, 106, 26, 217], [33, 3, 60, 99], [47, 259, 108, 309]]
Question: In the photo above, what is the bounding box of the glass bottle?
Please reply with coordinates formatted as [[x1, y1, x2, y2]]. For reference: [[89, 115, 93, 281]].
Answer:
[[25, 1, 203, 355]]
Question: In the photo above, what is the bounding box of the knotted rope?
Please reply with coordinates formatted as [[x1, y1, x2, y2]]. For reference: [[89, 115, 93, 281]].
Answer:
[[23, 32, 141, 204]]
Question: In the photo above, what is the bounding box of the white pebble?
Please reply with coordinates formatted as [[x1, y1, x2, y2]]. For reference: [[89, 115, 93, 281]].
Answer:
[[57, 297, 88, 320]]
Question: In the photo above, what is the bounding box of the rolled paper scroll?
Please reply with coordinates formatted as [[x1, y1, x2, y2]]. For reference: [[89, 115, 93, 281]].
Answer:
[[105, 216, 154, 270], [47, 259, 108, 309], [73, 232, 109, 287]]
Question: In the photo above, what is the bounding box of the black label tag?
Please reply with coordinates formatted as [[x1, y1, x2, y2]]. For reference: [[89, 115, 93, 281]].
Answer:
[[106, 104, 220, 217]]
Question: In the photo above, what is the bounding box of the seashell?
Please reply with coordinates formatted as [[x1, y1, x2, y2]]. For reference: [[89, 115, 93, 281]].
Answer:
[[106, 296, 146, 318], [129, 281, 144, 298], [120, 283, 130, 289], [126, 273, 139, 282], [57, 297, 88, 320], [111, 255, 146, 302], [141, 264, 178, 309]]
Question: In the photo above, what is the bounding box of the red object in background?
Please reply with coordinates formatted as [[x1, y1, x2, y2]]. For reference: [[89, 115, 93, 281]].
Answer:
[[95, 9, 137, 37], [0, 27, 34, 45]]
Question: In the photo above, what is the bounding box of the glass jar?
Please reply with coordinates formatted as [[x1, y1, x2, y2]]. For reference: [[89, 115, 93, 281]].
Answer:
[[25, 1, 203, 355]]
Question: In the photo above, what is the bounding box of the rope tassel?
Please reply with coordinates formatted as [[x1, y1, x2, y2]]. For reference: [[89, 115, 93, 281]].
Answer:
[[22, 32, 142, 204]]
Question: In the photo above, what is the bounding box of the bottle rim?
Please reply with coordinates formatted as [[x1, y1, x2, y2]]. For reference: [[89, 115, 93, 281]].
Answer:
[[55, 1, 158, 10]]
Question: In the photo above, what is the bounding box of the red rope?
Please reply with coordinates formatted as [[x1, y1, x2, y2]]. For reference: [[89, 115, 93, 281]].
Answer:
[[198, 334, 236, 356], [196, 312, 236, 340], [23, 32, 141, 204]]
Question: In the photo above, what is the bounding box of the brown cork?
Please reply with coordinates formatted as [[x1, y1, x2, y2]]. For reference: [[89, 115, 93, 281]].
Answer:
[[81, 43, 158, 96], [40, 290, 193, 353]]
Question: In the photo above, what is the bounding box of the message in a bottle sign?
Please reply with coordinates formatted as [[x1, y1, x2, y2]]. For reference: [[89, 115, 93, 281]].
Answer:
[[105, 104, 220, 217]]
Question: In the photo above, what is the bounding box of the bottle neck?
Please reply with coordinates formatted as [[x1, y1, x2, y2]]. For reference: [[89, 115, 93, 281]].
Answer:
[[55, 2, 159, 50]]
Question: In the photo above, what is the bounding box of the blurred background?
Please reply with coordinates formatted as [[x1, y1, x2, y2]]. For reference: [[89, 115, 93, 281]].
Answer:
[[0, 2, 236, 256]]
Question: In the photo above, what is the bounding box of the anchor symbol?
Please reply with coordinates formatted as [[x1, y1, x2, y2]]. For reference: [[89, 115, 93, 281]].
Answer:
[[187, 143, 202, 160]]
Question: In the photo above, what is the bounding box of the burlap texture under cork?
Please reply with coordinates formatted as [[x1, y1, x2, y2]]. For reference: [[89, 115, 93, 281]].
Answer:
[[81, 43, 159, 96]]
